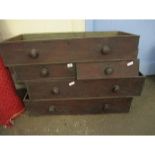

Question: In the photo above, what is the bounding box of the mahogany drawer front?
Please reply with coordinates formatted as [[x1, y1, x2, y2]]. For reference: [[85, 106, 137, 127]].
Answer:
[[77, 60, 139, 80], [26, 98, 132, 115], [27, 76, 144, 100], [0, 36, 139, 66], [13, 63, 75, 81]]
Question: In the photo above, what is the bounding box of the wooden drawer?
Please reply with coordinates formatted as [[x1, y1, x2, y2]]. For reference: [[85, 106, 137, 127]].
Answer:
[[77, 60, 139, 80], [13, 60, 138, 81], [27, 75, 144, 100], [25, 98, 132, 115], [13, 63, 75, 81], [0, 31, 139, 66]]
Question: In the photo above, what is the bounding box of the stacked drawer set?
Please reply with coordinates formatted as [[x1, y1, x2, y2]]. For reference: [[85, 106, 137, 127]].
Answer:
[[0, 31, 145, 115]]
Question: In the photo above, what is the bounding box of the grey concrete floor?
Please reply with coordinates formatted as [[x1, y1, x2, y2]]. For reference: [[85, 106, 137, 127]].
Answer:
[[0, 77, 155, 135]]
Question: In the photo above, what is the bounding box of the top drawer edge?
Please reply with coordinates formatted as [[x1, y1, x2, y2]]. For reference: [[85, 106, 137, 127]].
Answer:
[[0, 31, 139, 43]]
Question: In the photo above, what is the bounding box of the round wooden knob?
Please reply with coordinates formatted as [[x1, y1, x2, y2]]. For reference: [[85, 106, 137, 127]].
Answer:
[[49, 105, 55, 112], [29, 48, 39, 58], [51, 87, 60, 95], [101, 45, 111, 55], [104, 103, 110, 110], [40, 68, 49, 77], [112, 85, 120, 93], [104, 67, 113, 75]]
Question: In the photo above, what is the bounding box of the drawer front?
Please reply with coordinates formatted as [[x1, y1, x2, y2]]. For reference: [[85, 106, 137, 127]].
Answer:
[[1, 37, 138, 66], [14, 63, 75, 81], [26, 98, 132, 115], [27, 76, 145, 100], [77, 60, 139, 80]]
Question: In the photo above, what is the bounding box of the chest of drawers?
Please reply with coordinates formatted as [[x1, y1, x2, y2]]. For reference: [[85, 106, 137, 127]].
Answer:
[[0, 31, 145, 115]]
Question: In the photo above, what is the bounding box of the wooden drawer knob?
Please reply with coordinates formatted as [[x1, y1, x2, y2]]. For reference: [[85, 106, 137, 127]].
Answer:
[[112, 85, 120, 93], [101, 45, 111, 55], [40, 68, 49, 77], [104, 67, 113, 75], [51, 87, 60, 95], [104, 103, 110, 110], [29, 48, 39, 59], [49, 105, 55, 112]]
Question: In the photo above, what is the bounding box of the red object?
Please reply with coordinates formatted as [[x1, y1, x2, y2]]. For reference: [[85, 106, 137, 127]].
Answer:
[[0, 56, 25, 127]]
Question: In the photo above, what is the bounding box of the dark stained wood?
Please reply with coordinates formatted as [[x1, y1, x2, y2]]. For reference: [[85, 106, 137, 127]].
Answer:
[[4, 34, 23, 42], [27, 75, 145, 100], [1, 31, 138, 42], [13, 63, 76, 81], [0, 31, 144, 115], [77, 59, 139, 80], [0, 35, 139, 66], [25, 97, 132, 115]]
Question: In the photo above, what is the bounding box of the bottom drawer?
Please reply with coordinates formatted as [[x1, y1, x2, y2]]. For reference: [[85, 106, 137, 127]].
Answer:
[[25, 98, 132, 115]]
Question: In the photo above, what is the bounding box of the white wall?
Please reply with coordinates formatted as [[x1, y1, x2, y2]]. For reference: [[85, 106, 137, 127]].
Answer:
[[0, 20, 85, 41]]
